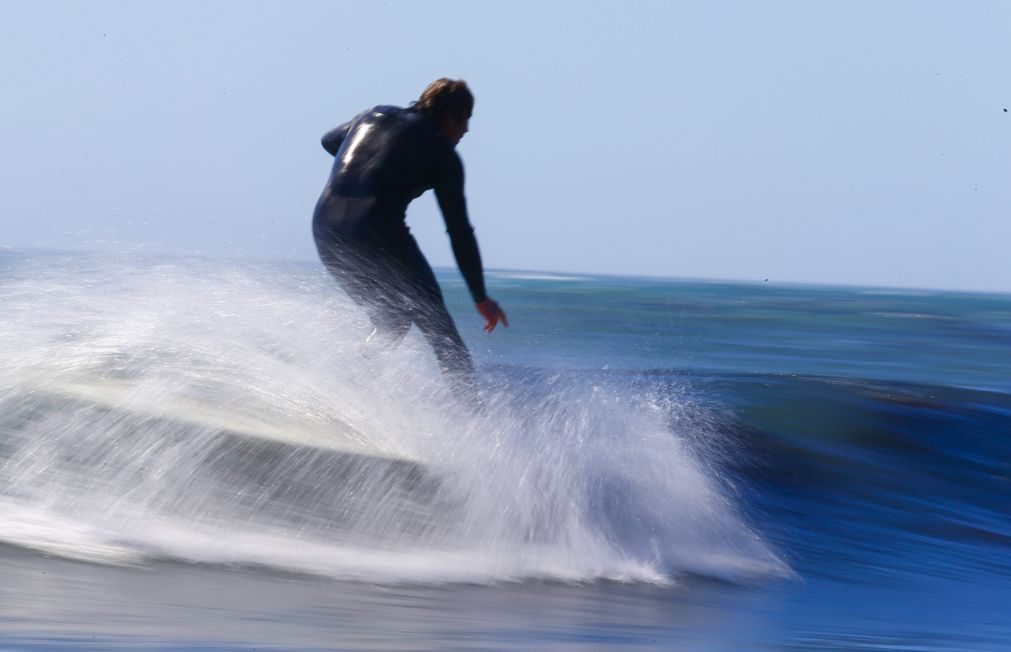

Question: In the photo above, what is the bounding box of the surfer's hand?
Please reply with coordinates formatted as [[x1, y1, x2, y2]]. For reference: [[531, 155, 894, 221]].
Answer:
[[476, 299, 509, 333]]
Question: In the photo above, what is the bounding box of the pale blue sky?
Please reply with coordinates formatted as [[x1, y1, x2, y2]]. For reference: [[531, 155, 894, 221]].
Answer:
[[2, 1, 1009, 291]]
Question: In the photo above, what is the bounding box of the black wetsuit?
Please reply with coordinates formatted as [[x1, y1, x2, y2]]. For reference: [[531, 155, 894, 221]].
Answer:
[[312, 105, 486, 384]]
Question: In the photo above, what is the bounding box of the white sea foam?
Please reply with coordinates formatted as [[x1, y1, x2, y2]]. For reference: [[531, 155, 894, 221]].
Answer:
[[0, 252, 791, 585]]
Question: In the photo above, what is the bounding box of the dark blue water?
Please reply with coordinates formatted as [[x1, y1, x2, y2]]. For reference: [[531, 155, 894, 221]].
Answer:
[[1, 251, 1009, 650]]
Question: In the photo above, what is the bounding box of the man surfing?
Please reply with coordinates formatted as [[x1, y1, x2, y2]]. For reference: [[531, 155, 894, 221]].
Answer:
[[312, 79, 507, 392]]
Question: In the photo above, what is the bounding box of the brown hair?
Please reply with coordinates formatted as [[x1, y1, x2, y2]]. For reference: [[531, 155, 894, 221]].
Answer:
[[414, 78, 474, 122]]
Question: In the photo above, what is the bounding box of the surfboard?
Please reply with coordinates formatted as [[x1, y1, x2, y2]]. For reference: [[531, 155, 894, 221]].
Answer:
[[29, 376, 422, 466]]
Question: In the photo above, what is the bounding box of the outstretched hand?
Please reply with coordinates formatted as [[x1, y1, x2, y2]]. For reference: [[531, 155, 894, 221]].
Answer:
[[476, 298, 509, 333]]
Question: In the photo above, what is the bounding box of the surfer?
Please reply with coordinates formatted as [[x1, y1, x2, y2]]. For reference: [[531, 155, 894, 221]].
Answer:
[[312, 79, 508, 392]]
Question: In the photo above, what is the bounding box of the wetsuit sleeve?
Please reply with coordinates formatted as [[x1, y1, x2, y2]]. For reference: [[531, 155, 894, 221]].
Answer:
[[321, 122, 351, 156], [434, 150, 488, 303]]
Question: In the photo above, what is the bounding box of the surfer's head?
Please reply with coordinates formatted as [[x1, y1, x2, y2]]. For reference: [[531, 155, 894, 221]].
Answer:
[[414, 78, 473, 146]]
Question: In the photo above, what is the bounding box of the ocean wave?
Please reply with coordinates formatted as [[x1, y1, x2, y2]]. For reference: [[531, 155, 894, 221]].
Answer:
[[0, 256, 791, 586]]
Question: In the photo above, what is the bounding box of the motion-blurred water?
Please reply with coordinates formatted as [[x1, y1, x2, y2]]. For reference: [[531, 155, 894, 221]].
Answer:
[[1, 250, 1009, 650]]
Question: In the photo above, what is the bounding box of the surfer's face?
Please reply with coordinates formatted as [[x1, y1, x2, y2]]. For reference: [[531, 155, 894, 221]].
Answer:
[[441, 114, 470, 147]]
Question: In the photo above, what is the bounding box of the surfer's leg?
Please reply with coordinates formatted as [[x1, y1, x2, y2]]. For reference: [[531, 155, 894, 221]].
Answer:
[[361, 296, 413, 346], [315, 232, 414, 345], [416, 293, 478, 394], [394, 239, 478, 392], [315, 228, 476, 392]]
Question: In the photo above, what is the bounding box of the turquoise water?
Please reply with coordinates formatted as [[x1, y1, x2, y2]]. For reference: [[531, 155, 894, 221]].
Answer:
[[468, 270, 1011, 393], [1, 250, 1009, 650]]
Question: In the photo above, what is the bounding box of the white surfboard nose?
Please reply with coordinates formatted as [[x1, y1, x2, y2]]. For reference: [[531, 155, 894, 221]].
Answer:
[[28, 375, 423, 466]]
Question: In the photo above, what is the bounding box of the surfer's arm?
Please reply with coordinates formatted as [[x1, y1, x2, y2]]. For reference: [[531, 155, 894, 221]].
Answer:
[[434, 150, 487, 303], [434, 150, 509, 332], [321, 122, 351, 156]]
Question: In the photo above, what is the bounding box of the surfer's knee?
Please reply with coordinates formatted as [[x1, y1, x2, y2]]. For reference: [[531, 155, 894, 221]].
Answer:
[[364, 323, 409, 348]]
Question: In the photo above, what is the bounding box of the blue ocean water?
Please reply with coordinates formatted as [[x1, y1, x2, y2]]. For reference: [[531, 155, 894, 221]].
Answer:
[[0, 250, 1009, 650]]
